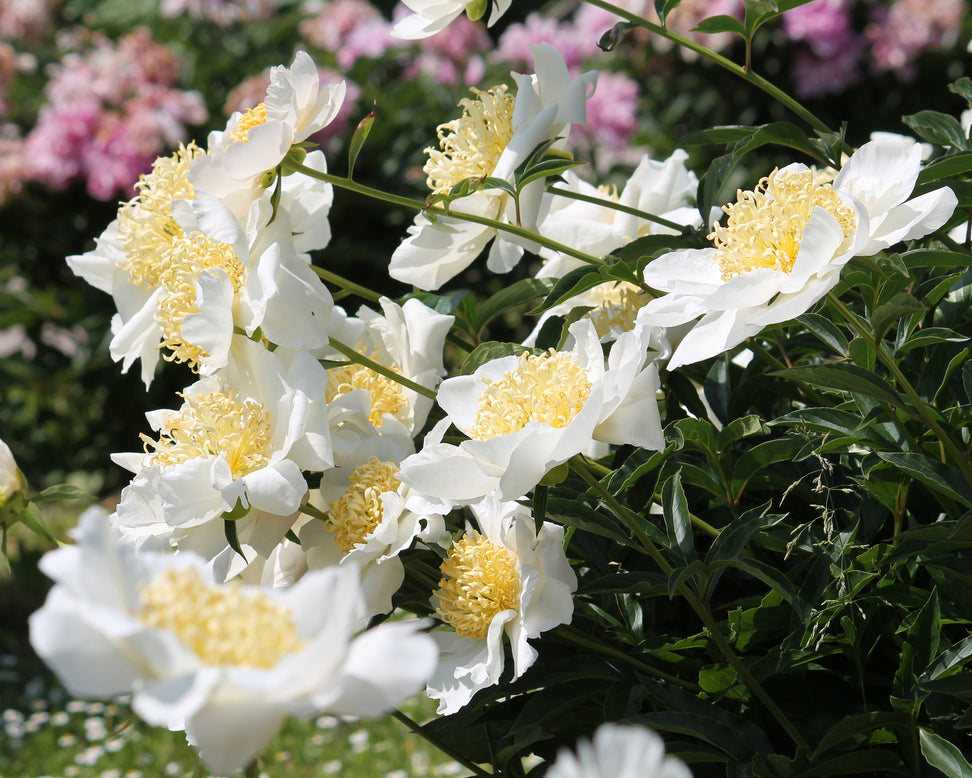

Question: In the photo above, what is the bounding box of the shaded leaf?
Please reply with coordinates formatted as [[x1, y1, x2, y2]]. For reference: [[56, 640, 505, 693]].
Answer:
[[347, 103, 375, 179], [475, 278, 552, 336], [902, 111, 970, 150], [919, 728, 972, 778], [876, 451, 972, 507]]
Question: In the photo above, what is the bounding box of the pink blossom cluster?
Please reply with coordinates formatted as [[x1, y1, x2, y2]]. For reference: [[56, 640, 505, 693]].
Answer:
[[866, 0, 963, 78], [159, 0, 277, 25], [21, 27, 207, 200], [0, 0, 57, 44], [783, 0, 965, 97]]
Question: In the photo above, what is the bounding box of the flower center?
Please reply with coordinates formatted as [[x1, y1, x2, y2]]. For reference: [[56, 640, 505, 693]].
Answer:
[[117, 142, 203, 290], [424, 85, 515, 196], [154, 232, 247, 369], [229, 102, 267, 144], [325, 349, 407, 428], [138, 566, 303, 668], [141, 389, 273, 480], [326, 457, 401, 553], [585, 282, 651, 338], [471, 350, 592, 440], [709, 168, 857, 282], [435, 531, 520, 640]]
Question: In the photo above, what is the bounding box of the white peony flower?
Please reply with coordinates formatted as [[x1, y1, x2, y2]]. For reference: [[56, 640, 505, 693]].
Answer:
[[636, 135, 957, 369], [110, 339, 332, 579], [399, 318, 664, 507], [546, 724, 693, 778], [427, 496, 576, 715], [68, 144, 334, 387], [389, 43, 597, 290], [322, 297, 453, 461], [392, 0, 511, 40], [29, 510, 438, 776], [190, 51, 346, 217], [536, 151, 702, 280], [301, 433, 447, 616]]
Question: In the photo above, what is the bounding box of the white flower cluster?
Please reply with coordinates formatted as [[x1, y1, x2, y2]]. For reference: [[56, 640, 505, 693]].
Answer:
[[32, 31, 958, 775]]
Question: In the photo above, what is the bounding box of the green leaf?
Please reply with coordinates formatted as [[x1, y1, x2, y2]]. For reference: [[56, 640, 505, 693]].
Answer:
[[716, 414, 766, 450], [545, 498, 634, 546], [948, 76, 972, 106], [917, 152, 972, 184], [922, 634, 972, 682], [710, 557, 805, 619], [459, 341, 540, 375], [515, 157, 585, 191], [796, 750, 907, 776], [798, 312, 849, 355], [654, 0, 683, 25], [661, 473, 697, 566], [742, 0, 780, 37], [705, 502, 781, 565], [871, 294, 926, 341], [347, 104, 375, 179], [919, 728, 972, 778], [894, 589, 940, 705], [896, 326, 968, 354], [811, 711, 910, 759], [731, 438, 808, 495], [876, 452, 972, 507], [692, 14, 746, 36], [772, 364, 904, 407], [30, 484, 93, 503], [902, 111, 970, 150], [529, 265, 603, 315], [17, 504, 58, 545], [901, 249, 972, 269], [475, 278, 552, 336]]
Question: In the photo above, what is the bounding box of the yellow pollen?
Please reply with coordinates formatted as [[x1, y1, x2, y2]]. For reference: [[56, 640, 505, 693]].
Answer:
[[585, 282, 652, 338], [326, 458, 401, 553], [229, 102, 267, 144], [709, 167, 857, 282], [141, 389, 273, 479], [471, 350, 592, 440], [424, 85, 515, 196], [154, 232, 247, 369], [435, 531, 520, 640], [325, 349, 408, 428], [138, 566, 304, 668], [117, 142, 203, 289]]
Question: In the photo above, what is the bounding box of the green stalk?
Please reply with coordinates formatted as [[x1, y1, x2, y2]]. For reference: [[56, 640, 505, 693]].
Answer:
[[826, 292, 972, 483], [311, 266, 382, 303], [570, 456, 809, 753], [327, 337, 438, 400], [293, 164, 605, 267], [392, 710, 493, 777], [580, 0, 833, 137], [546, 185, 689, 233]]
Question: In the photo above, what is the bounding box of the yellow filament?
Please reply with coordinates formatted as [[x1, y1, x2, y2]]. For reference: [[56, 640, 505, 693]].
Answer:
[[326, 458, 401, 552]]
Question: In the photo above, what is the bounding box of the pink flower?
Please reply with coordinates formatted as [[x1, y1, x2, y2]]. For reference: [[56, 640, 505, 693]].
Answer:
[[301, 0, 395, 68], [867, 0, 962, 78], [495, 13, 595, 69], [159, 0, 277, 25], [399, 12, 491, 86], [0, 0, 56, 44]]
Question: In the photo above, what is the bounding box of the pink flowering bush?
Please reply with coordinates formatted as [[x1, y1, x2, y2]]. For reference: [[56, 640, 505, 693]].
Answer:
[[20, 28, 206, 200]]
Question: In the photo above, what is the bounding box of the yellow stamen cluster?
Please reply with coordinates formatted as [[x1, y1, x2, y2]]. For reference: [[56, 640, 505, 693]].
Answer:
[[435, 531, 520, 640], [326, 458, 401, 553], [229, 102, 267, 144], [585, 282, 652, 338], [709, 168, 857, 282], [117, 142, 203, 289], [141, 389, 272, 480], [325, 349, 407, 428], [424, 85, 515, 196], [138, 566, 304, 668], [471, 350, 592, 440], [154, 233, 247, 368]]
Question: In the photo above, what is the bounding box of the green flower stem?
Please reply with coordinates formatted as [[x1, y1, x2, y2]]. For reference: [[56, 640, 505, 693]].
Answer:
[[556, 624, 699, 691], [327, 336, 438, 401], [826, 292, 972, 483], [293, 164, 606, 267], [244, 760, 260, 778], [392, 710, 494, 777], [311, 266, 382, 303], [570, 455, 809, 754], [545, 185, 689, 234], [580, 0, 833, 137]]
